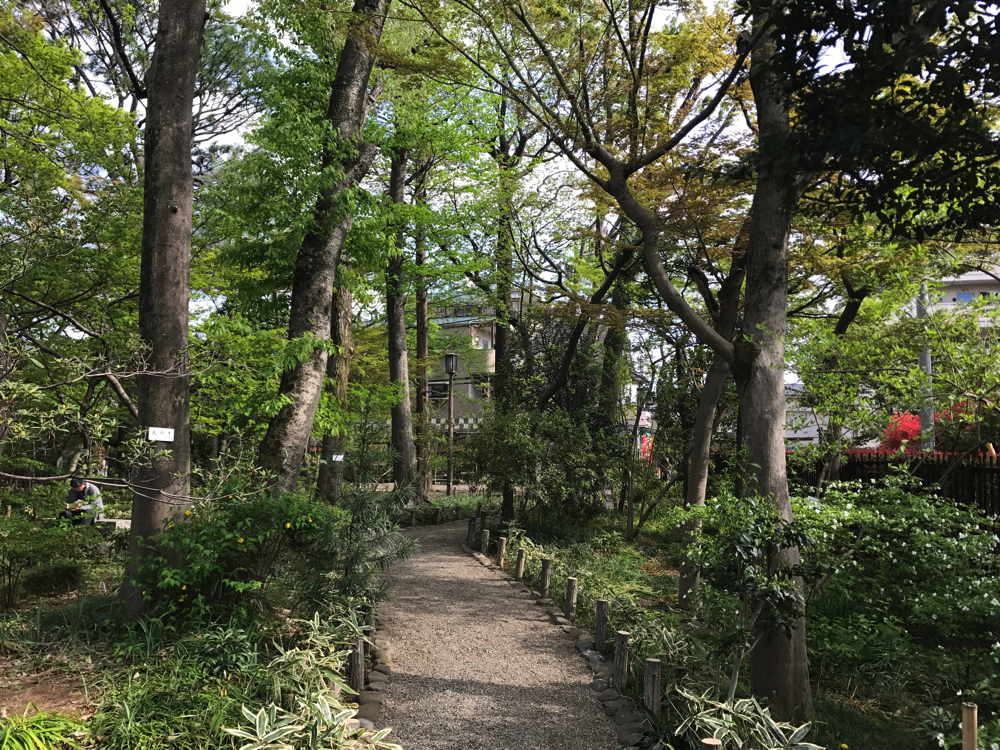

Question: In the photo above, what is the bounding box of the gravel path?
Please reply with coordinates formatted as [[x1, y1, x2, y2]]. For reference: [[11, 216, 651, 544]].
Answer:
[[380, 522, 620, 750]]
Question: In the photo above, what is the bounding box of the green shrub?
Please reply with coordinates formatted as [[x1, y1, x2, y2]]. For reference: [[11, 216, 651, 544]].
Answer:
[[0, 517, 92, 609], [21, 561, 83, 596], [0, 703, 86, 750]]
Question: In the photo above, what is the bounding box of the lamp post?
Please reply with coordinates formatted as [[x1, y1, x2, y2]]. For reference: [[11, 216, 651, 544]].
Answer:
[[444, 352, 458, 496]]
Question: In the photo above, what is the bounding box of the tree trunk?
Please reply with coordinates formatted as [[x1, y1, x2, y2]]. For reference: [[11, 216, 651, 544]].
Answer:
[[679, 226, 749, 604], [413, 177, 431, 496], [257, 0, 387, 495], [741, 21, 812, 721], [316, 279, 354, 503], [121, 0, 205, 617], [387, 149, 418, 491]]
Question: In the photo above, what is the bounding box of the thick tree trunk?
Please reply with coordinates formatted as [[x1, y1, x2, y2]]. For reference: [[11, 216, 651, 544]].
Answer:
[[257, 0, 387, 494], [741, 22, 812, 721], [316, 280, 353, 503], [387, 150, 418, 491], [121, 0, 205, 617]]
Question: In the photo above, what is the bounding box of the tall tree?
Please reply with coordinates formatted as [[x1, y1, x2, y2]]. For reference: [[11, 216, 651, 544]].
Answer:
[[386, 147, 419, 490], [257, 0, 389, 494], [121, 0, 206, 615], [316, 278, 354, 503]]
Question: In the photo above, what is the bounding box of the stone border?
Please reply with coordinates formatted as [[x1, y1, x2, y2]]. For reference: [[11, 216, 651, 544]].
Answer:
[[345, 602, 393, 733], [459, 543, 647, 748]]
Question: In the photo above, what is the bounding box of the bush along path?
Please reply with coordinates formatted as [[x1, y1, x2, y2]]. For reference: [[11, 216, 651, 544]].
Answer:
[[378, 520, 624, 750]]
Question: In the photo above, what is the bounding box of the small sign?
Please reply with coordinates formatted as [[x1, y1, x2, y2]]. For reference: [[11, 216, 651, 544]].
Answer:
[[148, 427, 175, 442], [331, 454, 344, 462]]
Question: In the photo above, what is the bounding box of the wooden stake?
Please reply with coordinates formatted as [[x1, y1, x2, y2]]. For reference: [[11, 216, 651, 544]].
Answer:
[[349, 637, 364, 694], [497, 536, 507, 569], [467, 516, 476, 545], [963, 702, 977, 750], [565, 577, 578, 621], [644, 658, 662, 718], [434, 506, 442, 525], [454, 505, 461, 521], [613, 630, 630, 691], [595, 600, 609, 655], [481, 528, 490, 555], [540, 558, 552, 599], [409, 509, 417, 527], [514, 548, 526, 581]]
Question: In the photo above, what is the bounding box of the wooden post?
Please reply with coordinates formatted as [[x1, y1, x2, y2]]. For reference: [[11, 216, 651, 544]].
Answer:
[[514, 548, 526, 581], [565, 577, 578, 621], [409, 509, 417, 527], [454, 505, 461, 521], [497, 536, 507, 569], [963, 702, 977, 750], [644, 658, 662, 718], [476, 501, 483, 517], [700, 741, 722, 749], [595, 600, 609, 655], [481, 528, 490, 555], [434, 506, 442, 525], [5, 505, 10, 518], [467, 516, 476, 545], [539, 558, 552, 599], [349, 637, 364, 694], [613, 630, 629, 691]]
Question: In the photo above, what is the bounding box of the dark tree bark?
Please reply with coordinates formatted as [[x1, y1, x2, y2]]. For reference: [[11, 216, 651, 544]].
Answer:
[[740, 22, 812, 721], [121, 0, 205, 616], [258, 0, 388, 494], [412, 165, 432, 495], [316, 279, 354, 504], [386, 149, 418, 491]]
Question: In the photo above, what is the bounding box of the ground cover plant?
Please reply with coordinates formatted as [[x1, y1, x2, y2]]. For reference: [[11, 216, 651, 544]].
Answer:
[[490, 472, 1000, 750]]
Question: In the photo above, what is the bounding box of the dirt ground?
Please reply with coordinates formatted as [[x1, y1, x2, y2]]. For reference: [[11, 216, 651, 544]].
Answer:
[[0, 660, 97, 719]]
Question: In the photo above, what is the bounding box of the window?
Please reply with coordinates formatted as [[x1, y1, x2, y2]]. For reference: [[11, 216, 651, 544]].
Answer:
[[429, 383, 448, 400], [481, 339, 490, 349], [984, 292, 995, 299], [956, 292, 975, 303]]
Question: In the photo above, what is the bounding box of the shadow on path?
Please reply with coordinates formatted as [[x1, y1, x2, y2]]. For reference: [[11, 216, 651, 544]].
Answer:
[[380, 522, 618, 750]]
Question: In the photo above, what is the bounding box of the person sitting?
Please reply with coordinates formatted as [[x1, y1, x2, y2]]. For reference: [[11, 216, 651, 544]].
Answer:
[[63, 477, 104, 525]]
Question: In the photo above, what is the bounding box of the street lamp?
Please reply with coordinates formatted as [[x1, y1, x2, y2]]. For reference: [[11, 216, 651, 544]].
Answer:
[[444, 353, 458, 496]]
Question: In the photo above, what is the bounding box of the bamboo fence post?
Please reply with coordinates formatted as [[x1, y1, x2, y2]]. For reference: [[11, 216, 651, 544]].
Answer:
[[467, 516, 477, 545], [565, 577, 578, 621], [514, 548, 526, 581], [613, 631, 630, 691], [481, 528, 490, 555], [349, 638, 364, 694], [963, 702, 977, 750], [497, 536, 507, 569], [434, 506, 442, 525], [539, 558, 552, 599], [595, 600, 609, 655], [644, 658, 662, 718], [409, 509, 417, 527]]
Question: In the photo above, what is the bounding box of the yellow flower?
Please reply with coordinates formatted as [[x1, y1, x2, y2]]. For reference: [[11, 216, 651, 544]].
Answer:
[[142, 591, 146, 595], [286, 523, 291, 528], [841, 745, 848, 749], [179, 597, 184, 602], [185, 509, 191, 516], [241, 547, 246, 552], [182, 585, 186, 590], [228, 495, 232, 498], [238, 537, 244, 543], [308, 518, 312, 523]]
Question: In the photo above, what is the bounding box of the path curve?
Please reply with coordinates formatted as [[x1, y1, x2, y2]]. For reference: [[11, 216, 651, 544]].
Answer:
[[380, 522, 619, 750]]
